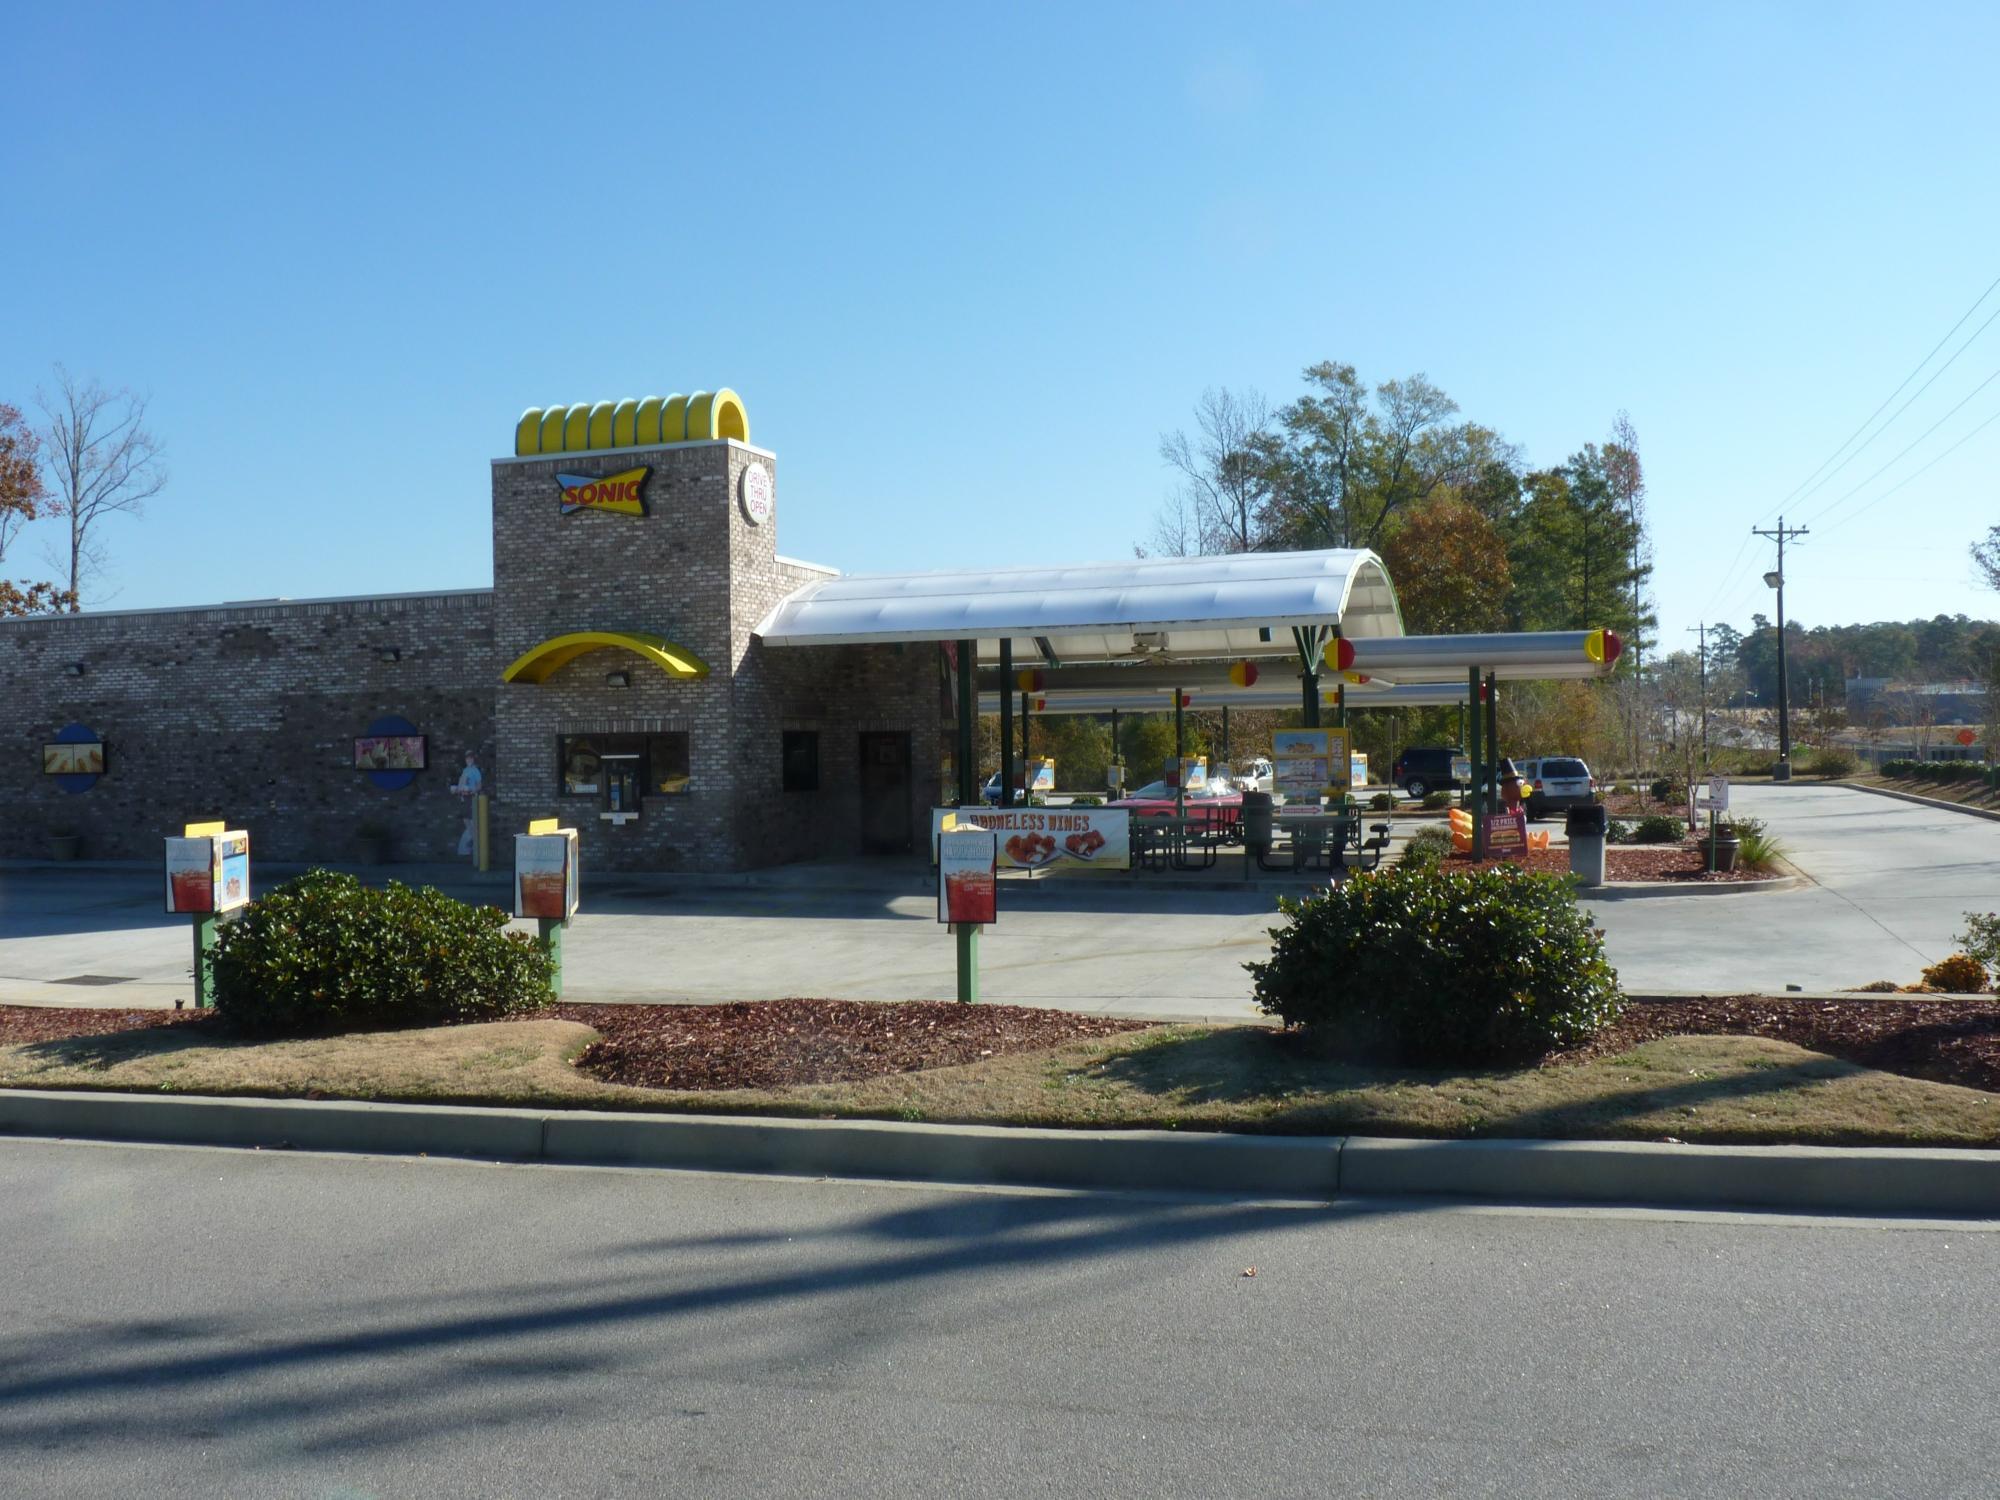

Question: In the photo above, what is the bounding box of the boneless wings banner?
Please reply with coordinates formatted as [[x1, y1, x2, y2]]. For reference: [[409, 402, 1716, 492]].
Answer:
[[930, 807, 1132, 870]]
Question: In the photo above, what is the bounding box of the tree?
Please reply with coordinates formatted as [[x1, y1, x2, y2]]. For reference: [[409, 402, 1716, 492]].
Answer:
[[1606, 412, 1650, 668], [1973, 525, 2000, 593], [1377, 496, 1512, 634], [0, 403, 73, 617], [36, 366, 165, 601], [1155, 387, 1274, 555]]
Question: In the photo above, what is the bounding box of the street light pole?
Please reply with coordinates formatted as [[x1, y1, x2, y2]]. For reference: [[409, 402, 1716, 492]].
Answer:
[[1753, 517, 1809, 782]]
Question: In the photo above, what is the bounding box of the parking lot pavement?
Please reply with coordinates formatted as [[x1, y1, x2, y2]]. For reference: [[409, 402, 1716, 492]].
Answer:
[[4, 785, 1989, 1012], [1584, 783, 2000, 993]]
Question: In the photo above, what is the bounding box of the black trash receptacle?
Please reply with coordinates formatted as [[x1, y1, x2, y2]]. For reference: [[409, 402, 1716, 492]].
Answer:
[[1241, 791, 1273, 856], [1565, 803, 1608, 837]]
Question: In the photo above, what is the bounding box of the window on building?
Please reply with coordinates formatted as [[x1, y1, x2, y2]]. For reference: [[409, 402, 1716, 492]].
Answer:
[[647, 732, 691, 795], [557, 732, 693, 796], [782, 730, 819, 792]]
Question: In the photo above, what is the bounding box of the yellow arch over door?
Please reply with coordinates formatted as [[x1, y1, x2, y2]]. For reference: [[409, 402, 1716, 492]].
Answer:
[[500, 630, 710, 684]]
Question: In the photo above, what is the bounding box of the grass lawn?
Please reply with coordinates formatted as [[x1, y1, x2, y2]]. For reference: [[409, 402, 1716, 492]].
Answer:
[[4, 1017, 1997, 1148]]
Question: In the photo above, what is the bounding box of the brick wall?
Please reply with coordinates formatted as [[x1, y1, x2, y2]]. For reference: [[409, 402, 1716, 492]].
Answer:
[[0, 591, 497, 860]]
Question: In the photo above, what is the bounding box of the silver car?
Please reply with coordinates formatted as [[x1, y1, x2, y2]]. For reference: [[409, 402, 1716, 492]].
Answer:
[[1515, 756, 1597, 819]]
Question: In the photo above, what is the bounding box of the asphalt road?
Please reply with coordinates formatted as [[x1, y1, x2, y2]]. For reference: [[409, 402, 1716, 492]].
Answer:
[[3, 1138, 1994, 1499]]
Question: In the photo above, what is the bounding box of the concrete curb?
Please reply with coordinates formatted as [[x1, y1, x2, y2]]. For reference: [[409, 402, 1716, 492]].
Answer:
[[2, 1089, 1993, 1216], [1840, 780, 2000, 824], [1577, 874, 1804, 901]]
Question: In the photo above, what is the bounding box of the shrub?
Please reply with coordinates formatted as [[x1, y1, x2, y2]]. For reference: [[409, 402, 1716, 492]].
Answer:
[[1369, 791, 1394, 811], [1728, 816, 1785, 872], [1421, 790, 1452, 810], [1069, 794, 1104, 806], [1649, 777, 1683, 803], [1919, 953, 1988, 994], [1807, 746, 1856, 779], [1605, 818, 1633, 844], [1246, 863, 1624, 1064], [1631, 814, 1685, 844], [1880, 759, 1918, 779], [212, 869, 555, 1036], [1402, 825, 1454, 867]]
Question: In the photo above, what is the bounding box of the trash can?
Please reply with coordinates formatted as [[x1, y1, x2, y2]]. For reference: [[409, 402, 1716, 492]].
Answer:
[[1566, 802, 1608, 887], [1241, 791, 1273, 858]]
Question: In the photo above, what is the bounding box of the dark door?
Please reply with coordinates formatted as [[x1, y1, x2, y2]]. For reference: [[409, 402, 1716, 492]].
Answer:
[[858, 732, 913, 854]]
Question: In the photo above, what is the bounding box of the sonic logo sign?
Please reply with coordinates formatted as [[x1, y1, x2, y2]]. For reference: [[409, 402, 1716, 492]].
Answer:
[[556, 466, 649, 517]]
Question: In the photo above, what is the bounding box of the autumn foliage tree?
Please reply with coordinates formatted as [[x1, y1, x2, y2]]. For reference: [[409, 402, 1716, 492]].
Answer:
[[1377, 496, 1512, 634], [0, 402, 74, 617]]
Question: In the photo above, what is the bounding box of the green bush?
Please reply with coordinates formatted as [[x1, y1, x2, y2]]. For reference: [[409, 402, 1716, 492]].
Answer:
[[1880, 759, 1918, 778], [1806, 746, 1856, 778], [1402, 825, 1454, 867], [1069, 794, 1104, 806], [1605, 818, 1633, 844], [212, 869, 555, 1037], [1421, 789, 1453, 810], [1369, 791, 1395, 811], [1957, 912, 2000, 972], [1246, 864, 1624, 1064], [1631, 814, 1685, 844], [1649, 777, 1683, 803]]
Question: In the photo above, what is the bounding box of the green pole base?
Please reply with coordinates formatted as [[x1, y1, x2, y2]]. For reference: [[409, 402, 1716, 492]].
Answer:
[[537, 917, 566, 998], [192, 914, 218, 1009], [954, 922, 979, 1004]]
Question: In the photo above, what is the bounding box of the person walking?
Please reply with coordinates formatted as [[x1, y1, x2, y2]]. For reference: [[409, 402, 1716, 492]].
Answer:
[[452, 750, 485, 859]]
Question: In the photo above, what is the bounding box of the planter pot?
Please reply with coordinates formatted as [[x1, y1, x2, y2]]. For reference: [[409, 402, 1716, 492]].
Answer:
[[48, 835, 81, 862], [1701, 834, 1741, 873]]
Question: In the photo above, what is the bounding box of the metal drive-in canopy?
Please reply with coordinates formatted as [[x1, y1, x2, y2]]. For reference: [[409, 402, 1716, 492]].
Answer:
[[979, 681, 1471, 714], [755, 549, 1404, 662]]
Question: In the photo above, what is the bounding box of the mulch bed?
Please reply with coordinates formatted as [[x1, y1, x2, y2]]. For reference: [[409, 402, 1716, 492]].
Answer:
[[553, 999, 1147, 1092], [1557, 994, 2000, 1094], [1445, 844, 1765, 882], [0, 1006, 211, 1046]]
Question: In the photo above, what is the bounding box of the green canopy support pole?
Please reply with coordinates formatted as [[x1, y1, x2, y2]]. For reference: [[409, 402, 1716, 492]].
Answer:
[[1221, 704, 1230, 764], [997, 639, 1014, 807], [1294, 626, 1321, 728], [1020, 691, 1032, 794], [1332, 625, 1347, 730], [537, 917, 565, 997], [955, 639, 976, 807], [1174, 689, 1186, 818], [1468, 665, 1485, 859], [1110, 708, 1120, 789], [1485, 672, 1499, 794]]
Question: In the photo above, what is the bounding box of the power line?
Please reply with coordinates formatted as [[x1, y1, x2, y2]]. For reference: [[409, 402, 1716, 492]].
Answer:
[[1800, 362, 2000, 529], [1816, 399, 2000, 539]]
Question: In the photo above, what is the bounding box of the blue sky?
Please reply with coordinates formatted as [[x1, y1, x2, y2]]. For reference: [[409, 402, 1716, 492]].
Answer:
[[5, 1, 1998, 654]]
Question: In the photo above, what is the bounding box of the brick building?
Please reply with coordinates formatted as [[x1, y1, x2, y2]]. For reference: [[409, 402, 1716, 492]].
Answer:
[[4, 390, 942, 871]]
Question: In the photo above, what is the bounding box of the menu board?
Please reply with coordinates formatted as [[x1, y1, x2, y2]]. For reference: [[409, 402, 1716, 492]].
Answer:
[[1273, 730, 1349, 801], [514, 830, 580, 920], [164, 832, 250, 913], [938, 825, 998, 924]]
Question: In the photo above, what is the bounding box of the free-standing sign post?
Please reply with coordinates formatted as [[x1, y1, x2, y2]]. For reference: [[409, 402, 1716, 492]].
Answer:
[[1701, 774, 1730, 872], [938, 822, 997, 1003], [164, 822, 250, 1008], [515, 819, 580, 996]]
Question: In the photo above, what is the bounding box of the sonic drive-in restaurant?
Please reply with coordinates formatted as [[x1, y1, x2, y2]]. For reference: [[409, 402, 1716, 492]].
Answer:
[[4, 388, 946, 871]]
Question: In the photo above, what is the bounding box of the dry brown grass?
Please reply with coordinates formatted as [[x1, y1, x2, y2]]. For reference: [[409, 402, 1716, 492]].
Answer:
[[3, 1018, 1996, 1147]]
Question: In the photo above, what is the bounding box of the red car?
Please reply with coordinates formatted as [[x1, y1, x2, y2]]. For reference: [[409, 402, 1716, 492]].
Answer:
[[1106, 779, 1245, 833]]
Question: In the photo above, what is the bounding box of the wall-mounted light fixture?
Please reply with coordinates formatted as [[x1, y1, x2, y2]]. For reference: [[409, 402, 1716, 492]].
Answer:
[[61, 663, 85, 677], [604, 670, 631, 688], [376, 647, 401, 662]]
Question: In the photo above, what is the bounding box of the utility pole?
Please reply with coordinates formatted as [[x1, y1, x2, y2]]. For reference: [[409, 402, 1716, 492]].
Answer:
[[1686, 623, 1709, 769], [1752, 517, 1809, 781]]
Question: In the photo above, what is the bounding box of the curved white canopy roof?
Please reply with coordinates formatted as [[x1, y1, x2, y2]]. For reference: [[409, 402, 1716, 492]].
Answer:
[[755, 548, 1402, 664]]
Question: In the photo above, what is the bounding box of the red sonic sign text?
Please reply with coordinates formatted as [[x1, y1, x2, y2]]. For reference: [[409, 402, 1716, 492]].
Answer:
[[556, 466, 649, 518]]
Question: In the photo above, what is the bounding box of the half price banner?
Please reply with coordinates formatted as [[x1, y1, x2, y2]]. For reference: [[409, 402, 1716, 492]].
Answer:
[[930, 806, 1132, 870]]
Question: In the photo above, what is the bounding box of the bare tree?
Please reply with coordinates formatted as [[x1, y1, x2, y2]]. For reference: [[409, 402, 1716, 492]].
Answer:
[[1973, 525, 2000, 592], [37, 366, 165, 602], [1157, 387, 1274, 554]]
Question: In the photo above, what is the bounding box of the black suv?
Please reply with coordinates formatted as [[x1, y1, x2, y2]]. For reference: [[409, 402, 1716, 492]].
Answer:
[[1391, 745, 1465, 797]]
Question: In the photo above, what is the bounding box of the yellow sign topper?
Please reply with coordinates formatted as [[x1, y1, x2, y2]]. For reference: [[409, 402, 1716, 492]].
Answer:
[[556, 466, 649, 518]]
